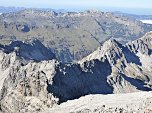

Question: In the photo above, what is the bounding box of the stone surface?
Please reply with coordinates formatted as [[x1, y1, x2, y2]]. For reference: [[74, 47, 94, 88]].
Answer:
[[0, 32, 152, 113], [47, 91, 152, 113]]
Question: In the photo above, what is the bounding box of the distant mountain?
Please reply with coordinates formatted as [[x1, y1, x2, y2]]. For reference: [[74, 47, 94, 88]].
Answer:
[[0, 6, 66, 14], [0, 32, 152, 112], [0, 6, 25, 13], [113, 11, 152, 20], [0, 9, 152, 62]]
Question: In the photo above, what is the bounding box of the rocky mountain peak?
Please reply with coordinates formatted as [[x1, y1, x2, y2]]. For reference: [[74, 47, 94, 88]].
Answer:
[[0, 32, 152, 112], [126, 31, 152, 55], [18, 9, 58, 17], [102, 39, 121, 49], [84, 10, 104, 14], [79, 39, 123, 64]]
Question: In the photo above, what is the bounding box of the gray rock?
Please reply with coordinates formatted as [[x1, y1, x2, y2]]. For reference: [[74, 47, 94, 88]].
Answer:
[[0, 32, 152, 113]]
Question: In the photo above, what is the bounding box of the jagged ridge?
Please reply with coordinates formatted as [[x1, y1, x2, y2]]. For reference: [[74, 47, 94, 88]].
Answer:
[[0, 32, 152, 113]]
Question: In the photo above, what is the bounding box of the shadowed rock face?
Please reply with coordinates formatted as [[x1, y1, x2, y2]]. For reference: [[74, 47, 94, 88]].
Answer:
[[0, 39, 56, 61], [0, 9, 152, 62], [47, 58, 112, 103], [0, 32, 152, 113]]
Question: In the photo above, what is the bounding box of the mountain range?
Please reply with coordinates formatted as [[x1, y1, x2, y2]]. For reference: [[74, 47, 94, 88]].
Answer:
[[0, 8, 152, 113], [0, 9, 152, 62], [0, 31, 151, 113], [113, 11, 152, 20]]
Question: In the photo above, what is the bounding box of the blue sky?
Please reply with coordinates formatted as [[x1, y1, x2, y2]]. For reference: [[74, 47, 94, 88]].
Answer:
[[0, 0, 152, 14], [0, 0, 152, 9]]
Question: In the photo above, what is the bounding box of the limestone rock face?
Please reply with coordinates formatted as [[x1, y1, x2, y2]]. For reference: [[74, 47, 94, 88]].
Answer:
[[0, 32, 152, 113], [0, 55, 58, 112], [79, 32, 152, 93], [0, 41, 58, 112], [126, 32, 152, 54]]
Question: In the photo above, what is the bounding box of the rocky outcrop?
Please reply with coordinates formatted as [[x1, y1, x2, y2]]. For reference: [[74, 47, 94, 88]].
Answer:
[[0, 40, 57, 112], [0, 32, 152, 112], [126, 32, 152, 55], [0, 56, 59, 112], [80, 32, 152, 93], [1, 61, 58, 113], [47, 91, 152, 113]]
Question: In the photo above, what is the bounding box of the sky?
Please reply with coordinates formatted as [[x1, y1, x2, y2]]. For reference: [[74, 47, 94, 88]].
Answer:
[[0, 0, 152, 14]]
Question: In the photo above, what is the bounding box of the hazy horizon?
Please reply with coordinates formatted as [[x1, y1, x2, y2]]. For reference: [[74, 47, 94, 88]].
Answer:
[[0, 0, 152, 15]]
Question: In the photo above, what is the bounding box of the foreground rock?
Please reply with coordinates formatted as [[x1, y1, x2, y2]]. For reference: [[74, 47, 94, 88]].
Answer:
[[0, 40, 57, 112], [0, 32, 151, 112], [47, 91, 152, 113]]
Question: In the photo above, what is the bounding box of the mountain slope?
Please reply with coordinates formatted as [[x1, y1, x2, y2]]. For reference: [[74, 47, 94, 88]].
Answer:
[[113, 11, 152, 20], [0, 32, 152, 113], [0, 39, 56, 61], [0, 9, 152, 62]]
